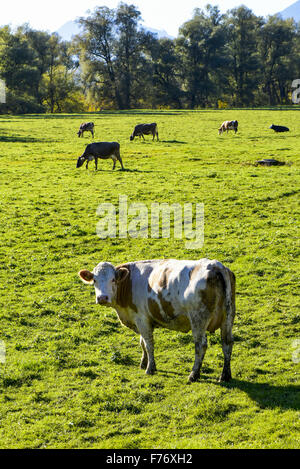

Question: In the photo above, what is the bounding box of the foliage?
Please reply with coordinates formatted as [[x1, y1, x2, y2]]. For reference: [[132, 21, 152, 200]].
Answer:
[[1, 4, 300, 113]]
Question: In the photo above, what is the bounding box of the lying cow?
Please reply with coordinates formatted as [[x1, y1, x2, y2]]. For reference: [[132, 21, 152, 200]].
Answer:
[[78, 258, 236, 382], [219, 120, 238, 135], [130, 123, 159, 141], [77, 122, 95, 138], [269, 124, 289, 133], [76, 142, 124, 171]]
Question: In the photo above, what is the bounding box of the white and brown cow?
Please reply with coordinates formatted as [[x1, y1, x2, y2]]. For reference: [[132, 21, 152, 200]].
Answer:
[[218, 120, 238, 135], [79, 258, 236, 382]]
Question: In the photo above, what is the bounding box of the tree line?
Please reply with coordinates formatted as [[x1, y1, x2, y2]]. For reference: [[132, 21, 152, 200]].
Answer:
[[1, 2, 300, 113]]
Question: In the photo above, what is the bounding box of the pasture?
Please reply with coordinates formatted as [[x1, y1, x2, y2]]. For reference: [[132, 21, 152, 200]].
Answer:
[[0, 109, 299, 449]]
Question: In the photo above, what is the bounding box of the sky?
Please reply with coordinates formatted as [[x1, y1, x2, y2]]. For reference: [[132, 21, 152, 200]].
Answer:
[[0, 0, 295, 36]]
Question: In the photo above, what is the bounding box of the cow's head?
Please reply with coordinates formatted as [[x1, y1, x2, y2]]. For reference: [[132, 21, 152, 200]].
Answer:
[[79, 262, 129, 306], [77, 130, 82, 137], [76, 156, 85, 168], [130, 133, 135, 141]]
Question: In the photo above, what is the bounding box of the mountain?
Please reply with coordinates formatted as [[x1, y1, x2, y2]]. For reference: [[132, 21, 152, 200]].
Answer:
[[279, 1, 300, 22], [56, 21, 82, 41], [56, 20, 173, 41], [144, 27, 174, 40]]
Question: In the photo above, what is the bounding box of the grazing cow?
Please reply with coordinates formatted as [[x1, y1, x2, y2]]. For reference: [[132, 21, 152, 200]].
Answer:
[[76, 142, 124, 171], [269, 124, 289, 133], [78, 258, 236, 382], [130, 123, 159, 141], [77, 122, 95, 138], [219, 120, 238, 135]]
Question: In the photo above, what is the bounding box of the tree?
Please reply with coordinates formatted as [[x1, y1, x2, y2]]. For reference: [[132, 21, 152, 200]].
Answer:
[[40, 34, 81, 113], [78, 6, 124, 109], [225, 7, 263, 107], [0, 26, 43, 113], [258, 15, 296, 105], [77, 3, 156, 109], [176, 5, 228, 108], [150, 38, 183, 108]]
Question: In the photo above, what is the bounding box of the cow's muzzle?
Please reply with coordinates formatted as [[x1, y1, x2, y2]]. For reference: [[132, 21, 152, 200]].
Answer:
[[77, 157, 85, 168], [96, 295, 109, 305]]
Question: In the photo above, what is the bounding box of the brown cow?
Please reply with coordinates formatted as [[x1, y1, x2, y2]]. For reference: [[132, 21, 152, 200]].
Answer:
[[78, 258, 236, 382]]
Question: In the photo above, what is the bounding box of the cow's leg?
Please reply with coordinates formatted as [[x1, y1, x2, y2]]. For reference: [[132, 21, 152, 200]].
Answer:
[[95, 158, 98, 171], [118, 156, 124, 170], [86, 160, 89, 170], [114, 149, 125, 170], [220, 319, 234, 382], [112, 158, 116, 170], [140, 336, 148, 370], [136, 321, 156, 375], [189, 314, 208, 382]]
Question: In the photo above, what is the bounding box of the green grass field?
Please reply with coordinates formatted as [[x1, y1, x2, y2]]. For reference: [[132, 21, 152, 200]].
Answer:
[[0, 109, 299, 449]]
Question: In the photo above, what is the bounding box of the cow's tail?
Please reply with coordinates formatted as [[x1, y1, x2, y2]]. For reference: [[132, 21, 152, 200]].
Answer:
[[221, 267, 236, 326]]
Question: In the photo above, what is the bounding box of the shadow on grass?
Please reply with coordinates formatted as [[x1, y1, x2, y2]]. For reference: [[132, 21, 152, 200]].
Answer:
[[121, 168, 156, 173], [159, 140, 187, 144], [0, 135, 54, 143], [157, 368, 186, 378], [222, 379, 300, 411]]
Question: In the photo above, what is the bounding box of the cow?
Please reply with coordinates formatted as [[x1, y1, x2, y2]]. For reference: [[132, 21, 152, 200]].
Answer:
[[269, 124, 289, 133], [130, 123, 159, 141], [77, 122, 95, 138], [76, 142, 125, 171], [218, 120, 238, 135], [78, 258, 236, 383]]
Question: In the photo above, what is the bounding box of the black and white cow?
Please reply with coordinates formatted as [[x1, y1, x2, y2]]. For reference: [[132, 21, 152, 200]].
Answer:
[[130, 123, 159, 141], [269, 125, 289, 133], [77, 122, 95, 138], [76, 142, 124, 171]]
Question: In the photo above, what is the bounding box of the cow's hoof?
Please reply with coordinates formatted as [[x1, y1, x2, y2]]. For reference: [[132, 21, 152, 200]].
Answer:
[[188, 372, 200, 383], [146, 365, 157, 375], [219, 372, 232, 383]]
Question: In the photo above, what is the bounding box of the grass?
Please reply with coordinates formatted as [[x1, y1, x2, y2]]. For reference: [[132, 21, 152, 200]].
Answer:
[[0, 108, 299, 449]]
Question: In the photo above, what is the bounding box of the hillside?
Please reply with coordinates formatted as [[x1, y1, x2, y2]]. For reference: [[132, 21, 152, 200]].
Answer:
[[280, 0, 300, 22], [56, 20, 173, 41]]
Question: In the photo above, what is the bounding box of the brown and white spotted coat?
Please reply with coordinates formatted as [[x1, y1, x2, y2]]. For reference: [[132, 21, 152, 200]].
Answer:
[[218, 120, 238, 135], [79, 258, 236, 382]]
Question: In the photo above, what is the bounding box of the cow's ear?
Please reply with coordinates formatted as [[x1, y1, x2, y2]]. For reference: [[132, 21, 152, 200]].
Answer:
[[79, 270, 94, 285], [116, 267, 129, 284]]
